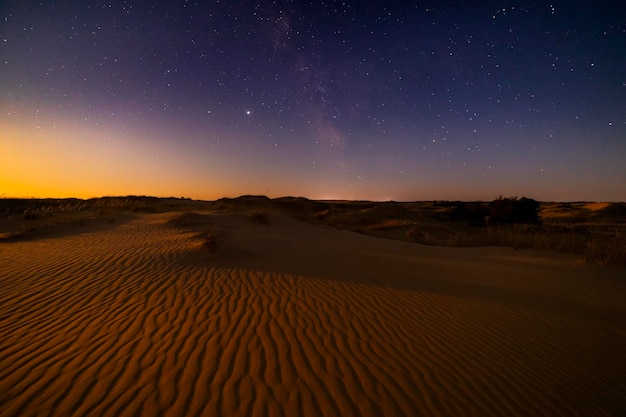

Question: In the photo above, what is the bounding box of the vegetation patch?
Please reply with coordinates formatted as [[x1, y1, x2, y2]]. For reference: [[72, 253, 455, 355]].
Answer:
[[3, 195, 624, 265], [203, 229, 221, 254], [247, 210, 270, 225]]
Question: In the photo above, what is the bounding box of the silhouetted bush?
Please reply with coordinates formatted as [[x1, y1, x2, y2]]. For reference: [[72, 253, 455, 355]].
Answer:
[[203, 229, 221, 254], [452, 202, 488, 226], [247, 209, 270, 225], [599, 202, 626, 217], [487, 197, 541, 225]]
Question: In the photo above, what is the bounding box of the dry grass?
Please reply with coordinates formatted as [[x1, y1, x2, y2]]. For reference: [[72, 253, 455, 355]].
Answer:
[[0, 196, 204, 241], [166, 211, 212, 228], [3, 196, 625, 266], [247, 209, 271, 225], [405, 223, 626, 266], [166, 212, 221, 254], [300, 199, 626, 266], [203, 229, 221, 254], [584, 233, 626, 265]]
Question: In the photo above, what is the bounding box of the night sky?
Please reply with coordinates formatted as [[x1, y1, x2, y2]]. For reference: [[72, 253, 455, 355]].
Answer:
[[2, 1, 625, 201]]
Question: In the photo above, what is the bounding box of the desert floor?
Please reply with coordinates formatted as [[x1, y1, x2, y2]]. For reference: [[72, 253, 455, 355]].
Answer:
[[1, 209, 625, 416]]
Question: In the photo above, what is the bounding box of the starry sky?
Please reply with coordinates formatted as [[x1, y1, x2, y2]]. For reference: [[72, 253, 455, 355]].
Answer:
[[1, 1, 625, 201]]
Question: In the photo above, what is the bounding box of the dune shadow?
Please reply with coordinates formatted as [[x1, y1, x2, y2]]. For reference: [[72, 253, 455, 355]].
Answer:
[[171, 213, 626, 326], [0, 214, 136, 243]]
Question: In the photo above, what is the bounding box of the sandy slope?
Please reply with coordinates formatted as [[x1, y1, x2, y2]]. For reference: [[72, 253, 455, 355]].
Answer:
[[1, 211, 624, 417]]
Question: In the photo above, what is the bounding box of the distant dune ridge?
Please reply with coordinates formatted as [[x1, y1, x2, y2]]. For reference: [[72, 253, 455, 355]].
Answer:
[[1, 199, 625, 416]]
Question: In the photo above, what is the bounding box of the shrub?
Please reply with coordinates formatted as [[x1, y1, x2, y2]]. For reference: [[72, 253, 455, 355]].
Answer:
[[452, 202, 488, 226], [488, 196, 541, 225], [584, 231, 626, 265], [247, 210, 270, 225], [204, 229, 221, 254]]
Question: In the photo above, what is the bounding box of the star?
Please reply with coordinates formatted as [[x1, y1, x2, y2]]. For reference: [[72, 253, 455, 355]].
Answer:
[[1, 1, 624, 201]]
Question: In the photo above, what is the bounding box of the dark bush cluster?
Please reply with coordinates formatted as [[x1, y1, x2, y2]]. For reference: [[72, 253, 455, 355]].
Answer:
[[487, 196, 541, 225], [452, 202, 488, 226], [451, 197, 541, 226]]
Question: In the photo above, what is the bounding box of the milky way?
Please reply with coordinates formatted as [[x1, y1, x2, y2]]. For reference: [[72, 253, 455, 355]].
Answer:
[[1, 1, 625, 201]]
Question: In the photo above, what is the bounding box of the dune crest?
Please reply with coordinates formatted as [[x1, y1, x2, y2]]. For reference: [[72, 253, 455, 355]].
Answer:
[[1, 212, 625, 416]]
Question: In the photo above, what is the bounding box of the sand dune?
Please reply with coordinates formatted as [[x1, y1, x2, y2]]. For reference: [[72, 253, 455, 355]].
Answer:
[[1, 211, 625, 416]]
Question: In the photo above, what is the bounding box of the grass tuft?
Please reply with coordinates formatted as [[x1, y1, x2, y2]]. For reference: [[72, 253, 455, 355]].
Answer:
[[405, 223, 626, 266], [247, 210, 270, 225], [203, 229, 221, 254]]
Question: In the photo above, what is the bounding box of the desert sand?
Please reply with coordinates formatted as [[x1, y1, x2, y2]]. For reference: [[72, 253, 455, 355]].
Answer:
[[1, 209, 625, 416]]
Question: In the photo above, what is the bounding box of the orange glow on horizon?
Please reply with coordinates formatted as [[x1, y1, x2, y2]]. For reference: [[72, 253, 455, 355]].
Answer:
[[1, 111, 306, 200]]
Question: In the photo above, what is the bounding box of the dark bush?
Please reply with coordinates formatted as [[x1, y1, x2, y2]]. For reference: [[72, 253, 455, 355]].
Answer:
[[452, 202, 489, 226], [247, 210, 270, 225], [488, 197, 541, 225]]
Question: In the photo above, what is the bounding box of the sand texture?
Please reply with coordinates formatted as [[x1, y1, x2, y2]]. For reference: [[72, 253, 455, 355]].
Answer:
[[1, 211, 625, 416]]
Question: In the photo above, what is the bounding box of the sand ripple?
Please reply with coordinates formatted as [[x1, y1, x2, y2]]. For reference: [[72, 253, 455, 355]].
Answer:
[[1, 214, 625, 416]]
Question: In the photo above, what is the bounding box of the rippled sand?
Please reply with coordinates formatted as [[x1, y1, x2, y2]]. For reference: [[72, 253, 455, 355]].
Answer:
[[1, 212, 625, 416]]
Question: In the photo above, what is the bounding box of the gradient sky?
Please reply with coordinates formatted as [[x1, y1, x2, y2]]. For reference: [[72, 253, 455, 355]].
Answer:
[[1, 1, 625, 201]]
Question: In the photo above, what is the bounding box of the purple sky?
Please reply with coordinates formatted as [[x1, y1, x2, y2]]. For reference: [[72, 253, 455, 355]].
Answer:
[[2, 1, 625, 201]]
